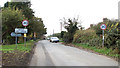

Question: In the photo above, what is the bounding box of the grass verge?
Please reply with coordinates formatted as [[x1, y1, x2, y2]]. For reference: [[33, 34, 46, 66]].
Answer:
[[1, 40, 37, 66], [73, 43, 120, 60], [1, 40, 35, 53]]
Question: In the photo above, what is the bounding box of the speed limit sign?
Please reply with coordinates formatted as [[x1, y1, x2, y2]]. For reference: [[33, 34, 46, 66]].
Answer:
[[100, 24, 107, 30], [100, 24, 107, 47], [22, 20, 29, 27]]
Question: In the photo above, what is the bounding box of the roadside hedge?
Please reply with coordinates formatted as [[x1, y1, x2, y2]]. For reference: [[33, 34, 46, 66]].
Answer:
[[73, 29, 97, 43]]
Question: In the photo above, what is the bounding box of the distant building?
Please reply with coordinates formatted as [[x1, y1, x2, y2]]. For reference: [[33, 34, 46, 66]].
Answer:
[[86, 24, 95, 30], [90, 24, 94, 28], [103, 18, 109, 23]]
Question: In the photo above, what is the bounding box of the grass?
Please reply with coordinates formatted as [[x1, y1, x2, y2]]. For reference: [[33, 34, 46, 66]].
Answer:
[[73, 43, 120, 58], [1, 40, 36, 53], [59, 38, 64, 43], [59, 40, 64, 43]]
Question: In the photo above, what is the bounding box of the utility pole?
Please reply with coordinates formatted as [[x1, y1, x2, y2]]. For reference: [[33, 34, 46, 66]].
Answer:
[[118, 1, 120, 20], [60, 22, 62, 32], [53, 29, 54, 37]]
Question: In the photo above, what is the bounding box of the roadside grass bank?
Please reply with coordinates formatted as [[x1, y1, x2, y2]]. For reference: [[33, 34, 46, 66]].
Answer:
[[59, 40, 64, 43], [61, 42, 119, 61], [1, 40, 37, 66]]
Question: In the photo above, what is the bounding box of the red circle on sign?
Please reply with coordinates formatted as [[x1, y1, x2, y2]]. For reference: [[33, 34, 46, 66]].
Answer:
[[100, 24, 107, 30], [22, 20, 29, 27]]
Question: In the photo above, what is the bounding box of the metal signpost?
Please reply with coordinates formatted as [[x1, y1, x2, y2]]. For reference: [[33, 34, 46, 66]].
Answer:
[[22, 20, 29, 47], [11, 32, 22, 48], [100, 24, 107, 47], [14, 28, 28, 47], [11, 20, 29, 48], [15, 35, 17, 48]]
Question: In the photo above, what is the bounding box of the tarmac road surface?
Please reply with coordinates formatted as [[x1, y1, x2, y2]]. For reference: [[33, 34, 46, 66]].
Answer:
[[30, 40, 118, 66]]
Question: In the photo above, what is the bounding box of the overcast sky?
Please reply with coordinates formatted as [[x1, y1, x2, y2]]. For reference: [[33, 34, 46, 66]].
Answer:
[[0, 0, 120, 36]]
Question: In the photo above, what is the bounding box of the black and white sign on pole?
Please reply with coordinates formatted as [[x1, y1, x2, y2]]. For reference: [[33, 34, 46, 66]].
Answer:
[[22, 20, 29, 47], [100, 24, 107, 47], [100, 24, 107, 30]]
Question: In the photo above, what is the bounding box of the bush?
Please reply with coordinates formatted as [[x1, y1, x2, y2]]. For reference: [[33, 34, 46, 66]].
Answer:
[[104, 33, 120, 49], [61, 31, 66, 38], [2, 7, 25, 44], [89, 37, 102, 47], [63, 32, 73, 43], [73, 29, 97, 43]]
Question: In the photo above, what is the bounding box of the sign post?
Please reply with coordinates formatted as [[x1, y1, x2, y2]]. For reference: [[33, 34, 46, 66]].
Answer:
[[22, 20, 29, 47], [102, 30, 104, 46], [11, 32, 22, 48], [15, 34, 17, 48], [100, 24, 107, 47], [24, 33, 27, 47]]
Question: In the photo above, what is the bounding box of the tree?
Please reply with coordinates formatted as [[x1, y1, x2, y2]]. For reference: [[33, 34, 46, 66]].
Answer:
[[30, 17, 47, 39], [6, 2, 47, 38], [3, 2, 34, 37], [61, 31, 66, 38], [4, 2, 34, 20], [2, 1, 47, 44], [61, 17, 81, 43], [2, 7, 25, 44]]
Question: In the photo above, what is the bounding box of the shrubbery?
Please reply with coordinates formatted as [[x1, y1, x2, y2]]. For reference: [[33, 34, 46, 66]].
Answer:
[[72, 18, 120, 54], [73, 29, 97, 43], [89, 37, 102, 47], [92, 19, 120, 50], [104, 33, 120, 50], [63, 32, 73, 43]]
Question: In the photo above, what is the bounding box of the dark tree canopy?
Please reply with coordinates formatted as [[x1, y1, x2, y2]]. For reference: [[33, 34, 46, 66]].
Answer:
[[2, 2, 47, 44], [4, 2, 34, 19]]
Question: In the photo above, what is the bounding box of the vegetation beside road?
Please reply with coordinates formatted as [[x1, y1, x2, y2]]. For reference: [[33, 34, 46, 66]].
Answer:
[[1, 40, 35, 53], [72, 18, 120, 59], [1, 1, 47, 66], [1, 40, 36, 66], [73, 43, 120, 59], [2, 2, 47, 45]]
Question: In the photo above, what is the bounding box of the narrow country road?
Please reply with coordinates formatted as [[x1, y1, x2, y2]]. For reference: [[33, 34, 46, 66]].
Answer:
[[30, 40, 118, 66]]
